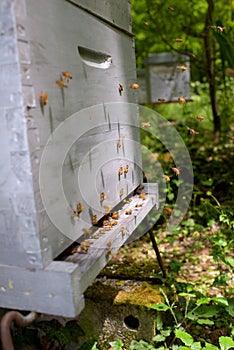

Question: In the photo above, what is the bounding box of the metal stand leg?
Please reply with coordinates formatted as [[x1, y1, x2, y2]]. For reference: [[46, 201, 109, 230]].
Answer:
[[148, 228, 167, 278]]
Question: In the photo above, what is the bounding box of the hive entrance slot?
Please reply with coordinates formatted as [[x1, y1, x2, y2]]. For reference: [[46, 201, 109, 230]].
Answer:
[[78, 46, 112, 69]]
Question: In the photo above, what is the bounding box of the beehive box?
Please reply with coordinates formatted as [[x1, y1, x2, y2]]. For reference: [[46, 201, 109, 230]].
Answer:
[[0, 0, 158, 317], [145, 52, 190, 103]]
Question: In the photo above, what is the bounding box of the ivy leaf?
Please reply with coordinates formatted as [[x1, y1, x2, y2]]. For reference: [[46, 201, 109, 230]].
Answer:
[[175, 329, 194, 346], [219, 336, 234, 350], [151, 303, 170, 311]]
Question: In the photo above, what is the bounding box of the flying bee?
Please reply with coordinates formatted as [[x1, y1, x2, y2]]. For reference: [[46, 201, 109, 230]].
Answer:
[[229, 136, 234, 141], [62, 71, 72, 80], [178, 97, 186, 104], [56, 80, 68, 88], [117, 139, 122, 148], [217, 26, 225, 33], [141, 122, 151, 128], [168, 6, 175, 12], [92, 215, 98, 225], [187, 127, 199, 135], [100, 192, 106, 202], [163, 174, 171, 182], [119, 166, 124, 176], [196, 115, 204, 121], [82, 228, 91, 235], [121, 227, 127, 236], [139, 193, 147, 200], [172, 167, 180, 176], [164, 207, 173, 214], [177, 65, 187, 71], [120, 188, 125, 197], [125, 164, 130, 174], [158, 98, 165, 102], [39, 91, 48, 106], [137, 185, 144, 191], [175, 38, 183, 43], [129, 83, 139, 89], [125, 209, 132, 215], [135, 203, 143, 208], [118, 84, 124, 96]]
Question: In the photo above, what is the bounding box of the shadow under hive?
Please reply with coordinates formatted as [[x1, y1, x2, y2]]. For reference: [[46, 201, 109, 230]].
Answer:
[[0, 0, 158, 317]]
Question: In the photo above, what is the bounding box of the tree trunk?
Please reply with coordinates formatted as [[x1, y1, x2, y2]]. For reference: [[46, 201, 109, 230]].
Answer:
[[204, 0, 221, 142]]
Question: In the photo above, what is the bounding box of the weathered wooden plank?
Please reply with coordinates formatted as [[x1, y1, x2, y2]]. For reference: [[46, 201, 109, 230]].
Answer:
[[0, 262, 84, 317]]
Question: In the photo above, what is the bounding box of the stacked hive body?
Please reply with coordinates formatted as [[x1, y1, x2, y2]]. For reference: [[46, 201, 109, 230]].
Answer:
[[0, 0, 158, 317]]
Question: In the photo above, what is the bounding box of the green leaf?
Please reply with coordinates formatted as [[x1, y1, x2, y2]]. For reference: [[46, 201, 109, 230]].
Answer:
[[175, 329, 194, 346], [225, 298, 234, 317], [167, 193, 174, 201], [195, 305, 219, 318], [224, 257, 234, 267], [212, 297, 228, 306], [219, 336, 234, 350], [109, 339, 124, 350], [197, 318, 214, 325], [178, 292, 196, 298], [153, 334, 166, 342], [91, 342, 99, 350], [196, 297, 211, 306], [191, 342, 202, 350], [204, 343, 219, 350], [151, 303, 170, 311]]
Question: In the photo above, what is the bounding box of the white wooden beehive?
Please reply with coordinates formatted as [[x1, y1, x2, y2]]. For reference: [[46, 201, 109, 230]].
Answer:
[[0, 0, 158, 317]]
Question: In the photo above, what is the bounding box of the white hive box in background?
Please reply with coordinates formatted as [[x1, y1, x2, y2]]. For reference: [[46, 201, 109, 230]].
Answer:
[[145, 53, 190, 103]]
